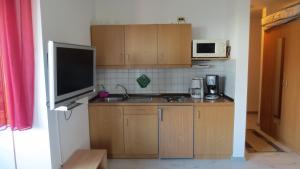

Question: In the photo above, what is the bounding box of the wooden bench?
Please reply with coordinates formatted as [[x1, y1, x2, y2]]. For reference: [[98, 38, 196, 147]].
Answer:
[[62, 149, 107, 169]]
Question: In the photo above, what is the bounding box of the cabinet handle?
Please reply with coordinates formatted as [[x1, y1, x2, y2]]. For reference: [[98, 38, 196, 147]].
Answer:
[[198, 110, 200, 119], [158, 108, 163, 122], [126, 118, 129, 126]]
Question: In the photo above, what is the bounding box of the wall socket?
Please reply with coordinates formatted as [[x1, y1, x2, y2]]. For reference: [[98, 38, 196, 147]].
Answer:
[[177, 16, 186, 23]]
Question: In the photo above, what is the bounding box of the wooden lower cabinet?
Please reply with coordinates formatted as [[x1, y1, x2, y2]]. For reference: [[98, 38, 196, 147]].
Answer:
[[194, 104, 234, 159], [89, 106, 124, 157], [89, 105, 158, 158], [159, 106, 193, 158], [124, 106, 158, 157], [89, 103, 234, 159]]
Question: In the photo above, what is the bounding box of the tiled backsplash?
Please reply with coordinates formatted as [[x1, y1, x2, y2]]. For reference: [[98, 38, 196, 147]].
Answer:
[[96, 60, 236, 98]]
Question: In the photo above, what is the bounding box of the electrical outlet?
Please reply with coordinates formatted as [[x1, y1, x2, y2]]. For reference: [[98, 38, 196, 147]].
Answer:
[[177, 16, 186, 23]]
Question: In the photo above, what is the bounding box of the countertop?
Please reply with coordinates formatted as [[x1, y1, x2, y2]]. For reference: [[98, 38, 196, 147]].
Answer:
[[89, 94, 234, 106]]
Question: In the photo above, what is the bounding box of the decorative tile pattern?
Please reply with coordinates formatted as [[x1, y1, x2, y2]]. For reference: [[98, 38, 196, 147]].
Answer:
[[96, 60, 236, 98]]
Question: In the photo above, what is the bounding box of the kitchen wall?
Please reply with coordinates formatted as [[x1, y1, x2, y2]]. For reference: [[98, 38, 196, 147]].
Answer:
[[97, 60, 236, 98], [93, 0, 237, 98], [93, 0, 250, 158], [247, 10, 262, 112]]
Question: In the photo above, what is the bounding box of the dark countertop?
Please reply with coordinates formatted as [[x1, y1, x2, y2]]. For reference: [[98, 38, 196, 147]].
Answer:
[[89, 94, 234, 106]]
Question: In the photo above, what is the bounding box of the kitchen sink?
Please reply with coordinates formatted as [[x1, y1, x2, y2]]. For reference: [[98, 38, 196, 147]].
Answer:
[[102, 97, 124, 102], [99, 96, 152, 103], [127, 97, 152, 103]]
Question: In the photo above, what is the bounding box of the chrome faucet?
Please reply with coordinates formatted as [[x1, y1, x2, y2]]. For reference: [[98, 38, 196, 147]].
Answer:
[[115, 84, 129, 99]]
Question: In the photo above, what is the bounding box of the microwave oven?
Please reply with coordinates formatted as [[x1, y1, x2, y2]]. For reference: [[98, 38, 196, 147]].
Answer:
[[192, 40, 228, 58]]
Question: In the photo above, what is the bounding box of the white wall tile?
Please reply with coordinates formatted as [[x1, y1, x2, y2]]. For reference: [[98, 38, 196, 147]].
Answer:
[[96, 60, 236, 98]]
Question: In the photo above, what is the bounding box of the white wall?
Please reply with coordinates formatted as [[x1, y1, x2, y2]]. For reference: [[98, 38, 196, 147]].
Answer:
[[230, 0, 250, 157], [39, 0, 95, 168], [93, 0, 250, 158], [0, 130, 16, 169], [247, 10, 262, 112]]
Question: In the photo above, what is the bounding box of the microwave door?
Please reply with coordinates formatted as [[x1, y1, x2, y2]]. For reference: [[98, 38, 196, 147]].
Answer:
[[197, 43, 216, 57]]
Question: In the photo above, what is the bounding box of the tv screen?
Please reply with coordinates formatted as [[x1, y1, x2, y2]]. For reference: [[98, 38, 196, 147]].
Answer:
[[48, 41, 95, 110], [57, 47, 94, 96]]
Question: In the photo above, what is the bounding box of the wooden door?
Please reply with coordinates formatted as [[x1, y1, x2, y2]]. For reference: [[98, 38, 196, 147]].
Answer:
[[159, 106, 193, 158], [89, 106, 124, 156], [279, 20, 300, 149], [158, 24, 192, 66], [194, 105, 234, 159], [260, 24, 285, 138], [125, 25, 157, 65], [91, 25, 125, 66], [124, 106, 158, 157]]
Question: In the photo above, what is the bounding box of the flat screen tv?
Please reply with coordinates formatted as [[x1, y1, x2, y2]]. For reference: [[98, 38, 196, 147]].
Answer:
[[48, 41, 96, 110]]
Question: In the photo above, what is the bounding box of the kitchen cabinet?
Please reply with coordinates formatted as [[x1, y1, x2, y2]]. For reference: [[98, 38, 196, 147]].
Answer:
[[89, 106, 124, 157], [90, 24, 192, 68], [159, 106, 193, 158], [158, 24, 192, 66], [91, 25, 125, 67], [125, 25, 158, 66], [124, 106, 158, 157], [194, 104, 234, 159]]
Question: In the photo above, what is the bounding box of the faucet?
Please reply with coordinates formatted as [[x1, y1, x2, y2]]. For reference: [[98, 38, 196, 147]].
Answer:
[[115, 84, 129, 99]]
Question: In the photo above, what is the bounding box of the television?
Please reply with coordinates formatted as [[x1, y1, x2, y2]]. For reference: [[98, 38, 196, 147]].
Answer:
[[48, 41, 96, 110]]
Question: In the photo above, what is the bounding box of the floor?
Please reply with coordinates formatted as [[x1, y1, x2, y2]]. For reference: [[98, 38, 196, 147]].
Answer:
[[107, 113, 300, 169], [108, 153, 300, 169]]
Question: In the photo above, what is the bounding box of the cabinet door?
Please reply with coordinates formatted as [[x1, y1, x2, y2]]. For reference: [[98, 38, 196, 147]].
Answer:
[[159, 106, 193, 158], [194, 105, 234, 159], [124, 106, 158, 157], [158, 24, 192, 66], [89, 106, 124, 156], [91, 25, 125, 66], [125, 25, 157, 65]]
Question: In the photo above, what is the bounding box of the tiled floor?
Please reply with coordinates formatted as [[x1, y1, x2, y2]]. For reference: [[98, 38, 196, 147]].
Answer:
[[108, 152, 300, 169]]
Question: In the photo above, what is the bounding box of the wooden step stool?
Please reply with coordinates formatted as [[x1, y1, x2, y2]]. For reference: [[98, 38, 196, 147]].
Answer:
[[62, 149, 107, 169]]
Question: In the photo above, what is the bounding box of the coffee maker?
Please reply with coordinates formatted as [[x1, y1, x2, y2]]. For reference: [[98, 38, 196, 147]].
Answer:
[[205, 75, 220, 100], [189, 77, 204, 99]]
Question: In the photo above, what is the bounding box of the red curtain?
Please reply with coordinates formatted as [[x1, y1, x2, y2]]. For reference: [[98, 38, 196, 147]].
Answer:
[[0, 0, 34, 130]]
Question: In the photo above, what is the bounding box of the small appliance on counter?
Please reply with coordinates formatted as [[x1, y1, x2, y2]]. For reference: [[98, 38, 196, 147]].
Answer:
[[205, 75, 220, 100], [189, 77, 204, 99]]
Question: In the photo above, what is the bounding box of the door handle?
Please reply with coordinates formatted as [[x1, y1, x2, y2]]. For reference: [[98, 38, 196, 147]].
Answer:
[[198, 110, 200, 119]]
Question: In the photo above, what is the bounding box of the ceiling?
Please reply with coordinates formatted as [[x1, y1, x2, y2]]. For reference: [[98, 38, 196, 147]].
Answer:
[[251, 0, 299, 11]]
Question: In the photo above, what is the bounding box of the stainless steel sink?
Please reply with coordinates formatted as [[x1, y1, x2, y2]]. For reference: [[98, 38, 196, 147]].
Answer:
[[127, 97, 152, 103], [102, 97, 124, 102]]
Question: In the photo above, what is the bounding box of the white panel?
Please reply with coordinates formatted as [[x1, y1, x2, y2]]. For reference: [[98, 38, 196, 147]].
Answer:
[[57, 103, 90, 163], [0, 129, 16, 169]]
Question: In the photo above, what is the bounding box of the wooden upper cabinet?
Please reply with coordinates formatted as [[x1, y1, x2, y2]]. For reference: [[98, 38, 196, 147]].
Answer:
[[159, 106, 193, 158], [123, 106, 158, 157], [125, 25, 158, 65], [158, 24, 192, 66], [91, 25, 125, 66], [194, 104, 234, 159], [89, 106, 124, 156]]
